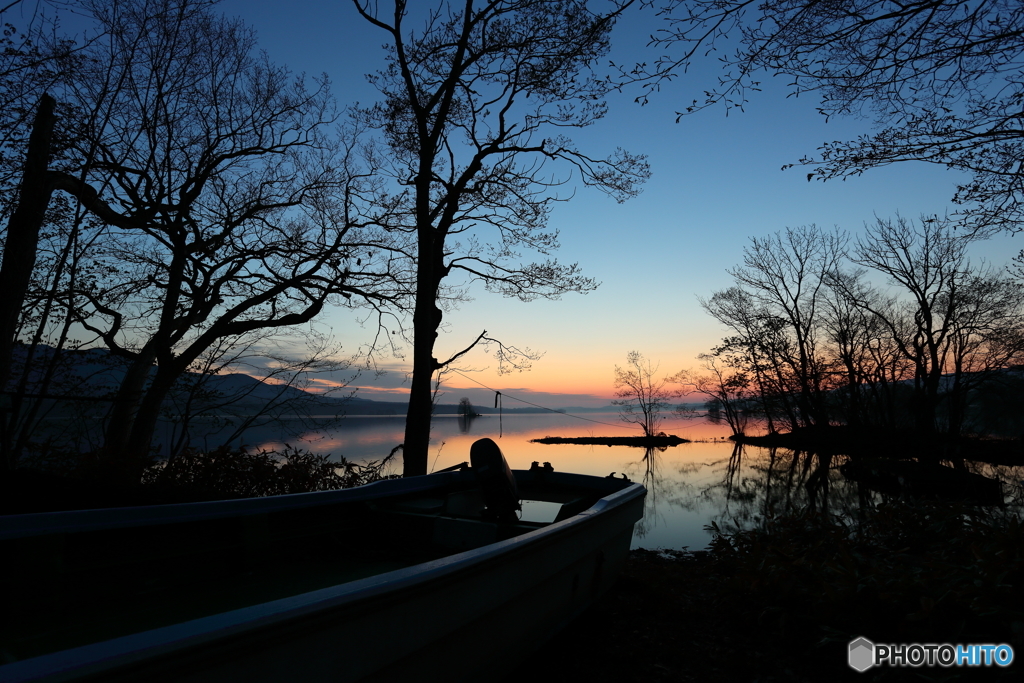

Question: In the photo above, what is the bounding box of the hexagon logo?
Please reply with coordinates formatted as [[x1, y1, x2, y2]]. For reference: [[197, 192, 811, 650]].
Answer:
[[849, 637, 875, 672]]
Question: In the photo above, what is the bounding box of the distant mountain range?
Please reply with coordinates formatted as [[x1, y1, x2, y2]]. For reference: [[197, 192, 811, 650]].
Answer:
[[6, 343, 564, 417]]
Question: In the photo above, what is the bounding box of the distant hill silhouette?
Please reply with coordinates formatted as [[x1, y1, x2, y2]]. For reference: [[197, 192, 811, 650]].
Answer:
[[6, 343, 557, 417]]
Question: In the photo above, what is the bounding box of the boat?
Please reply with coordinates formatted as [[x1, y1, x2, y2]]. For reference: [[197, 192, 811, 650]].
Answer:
[[0, 439, 646, 682]]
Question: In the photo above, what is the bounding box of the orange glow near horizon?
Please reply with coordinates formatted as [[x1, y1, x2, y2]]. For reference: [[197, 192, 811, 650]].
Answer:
[[437, 359, 623, 400], [444, 382, 610, 403], [348, 386, 411, 397], [437, 361, 688, 403], [305, 377, 359, 392], [229, 355, 693, 405]]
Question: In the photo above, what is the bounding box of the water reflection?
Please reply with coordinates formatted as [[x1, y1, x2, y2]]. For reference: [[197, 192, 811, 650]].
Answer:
[[619, 443, 827, 542], [694, 445, 1017, 541], [616, 438, 1023, 551], [702, 447, 854, 535], [624, 447, 662, 539], [457, 413, 478, 434], [184, 412, 1023, 551]]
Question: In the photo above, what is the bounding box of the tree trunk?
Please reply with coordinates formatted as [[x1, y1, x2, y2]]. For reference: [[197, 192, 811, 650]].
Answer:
[[123, 363, 180, 466], [402, 294, 442, 477], [947, 366, 967, 438], [402, 164, 446, 476], [0, 94, 57, 474], [912, 385, 937, 437], [103, 351, 157, 460]]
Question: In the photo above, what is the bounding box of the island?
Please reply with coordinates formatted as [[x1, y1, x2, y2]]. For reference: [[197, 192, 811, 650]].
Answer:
[[530, 435, 689, 447]]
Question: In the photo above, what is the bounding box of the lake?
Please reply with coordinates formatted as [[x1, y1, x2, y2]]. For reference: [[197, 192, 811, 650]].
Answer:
[[169, 411, 1024, 551]]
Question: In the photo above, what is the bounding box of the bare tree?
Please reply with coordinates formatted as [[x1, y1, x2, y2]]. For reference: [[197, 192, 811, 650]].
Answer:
[[701, 226, 845, 431], [848, 216, 976, 436], [456, 397, 477, 417], [158, 328, 355, 459], [728, 225, 846, 427], [941, 272, 1024, 434], [689, 351, 754, 436], [818, 267, 895, 429], [613, 351, 682, 436], [0, 94, 56, 408], [699, 219, 1024, 438], [0, 7, 90, 477], [1, 0, 407, 478], [700, 286, 795, 433], [352, 0, 649, 475], [644, 0, 1024, 233], [703, 215, 1024, 438]]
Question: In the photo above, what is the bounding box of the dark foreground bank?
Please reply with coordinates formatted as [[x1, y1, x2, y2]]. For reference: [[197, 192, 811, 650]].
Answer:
[[517, 502, 1023, 682]]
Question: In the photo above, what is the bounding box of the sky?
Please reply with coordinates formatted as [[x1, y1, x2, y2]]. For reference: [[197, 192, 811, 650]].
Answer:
[[125, 1, 1024, 409]]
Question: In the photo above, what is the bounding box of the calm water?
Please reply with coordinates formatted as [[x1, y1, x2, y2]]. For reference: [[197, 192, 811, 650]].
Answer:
[[177, 412, 1024, 551]]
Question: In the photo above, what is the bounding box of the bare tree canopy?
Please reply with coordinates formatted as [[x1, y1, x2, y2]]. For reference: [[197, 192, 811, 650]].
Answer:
[[699, 218, 1024, 438], [646, 0, 1024, 232], [689, 352, 753, 436], [850, 215, 1024, 435], [352, 0, 650, 476], [0, 0, 407, 477], [613, 351, 682, 436]]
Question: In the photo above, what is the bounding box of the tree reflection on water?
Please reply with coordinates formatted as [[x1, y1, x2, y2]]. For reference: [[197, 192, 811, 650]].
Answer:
[[624, 441, 1023, 547], [698, 446, 881, 537], [624, 447, 662, 539], [606, 444, 847, 544], [456, 413, 478, 434]]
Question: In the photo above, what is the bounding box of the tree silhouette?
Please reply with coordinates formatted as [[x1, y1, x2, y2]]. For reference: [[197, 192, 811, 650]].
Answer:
[[457, 397, 477, 417], [0, 0, 406, 477], [647, 0, 1024, 232], [689, 352, 753, 436], [700, 219, 1024, 438], [613, 351, 682, 437], [353, 0, 649, 476]]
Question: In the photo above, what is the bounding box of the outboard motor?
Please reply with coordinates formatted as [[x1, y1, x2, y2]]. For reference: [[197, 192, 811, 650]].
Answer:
[[470, 438, 521, 522]]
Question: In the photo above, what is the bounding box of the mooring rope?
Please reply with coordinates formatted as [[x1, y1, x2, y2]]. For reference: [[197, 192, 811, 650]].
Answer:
[[494, 390, 503, 437]]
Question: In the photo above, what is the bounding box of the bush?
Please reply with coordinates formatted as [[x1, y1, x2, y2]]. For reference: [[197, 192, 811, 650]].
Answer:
[[141, 444, 399, 502]]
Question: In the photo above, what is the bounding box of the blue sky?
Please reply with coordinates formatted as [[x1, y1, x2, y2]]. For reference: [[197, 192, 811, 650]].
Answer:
[[203, 2, 1024, 408]]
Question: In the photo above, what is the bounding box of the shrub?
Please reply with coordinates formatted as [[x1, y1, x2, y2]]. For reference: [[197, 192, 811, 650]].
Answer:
[[141, 445, 399, 502]]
